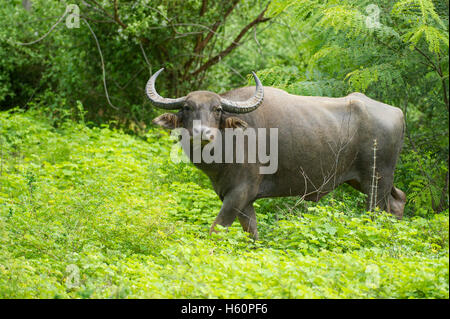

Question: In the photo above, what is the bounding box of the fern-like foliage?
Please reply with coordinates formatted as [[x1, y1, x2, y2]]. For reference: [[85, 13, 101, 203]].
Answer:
[[264, 0, 449, 214], [393, 0, 449, 53]]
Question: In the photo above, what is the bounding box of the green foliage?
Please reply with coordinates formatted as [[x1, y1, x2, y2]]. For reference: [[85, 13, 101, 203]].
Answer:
[[262, 0, 449, 215], [0, 111, 448, 298], [393, 0, 449, 53], [0, 0, 271, 128]]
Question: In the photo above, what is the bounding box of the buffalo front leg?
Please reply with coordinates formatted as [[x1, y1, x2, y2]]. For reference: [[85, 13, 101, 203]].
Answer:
[[209, 186, 257, 238]]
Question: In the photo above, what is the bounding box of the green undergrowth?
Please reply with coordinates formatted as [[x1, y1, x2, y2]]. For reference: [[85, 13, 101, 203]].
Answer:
[[0, 109, 448, 298]]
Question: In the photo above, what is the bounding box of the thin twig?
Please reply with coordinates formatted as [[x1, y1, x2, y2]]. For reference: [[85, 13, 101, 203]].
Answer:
[[16, 8, 67, 46], [139, 41, 152, 76], [83, 18, 119, 110], [369, 139, 378, 211]]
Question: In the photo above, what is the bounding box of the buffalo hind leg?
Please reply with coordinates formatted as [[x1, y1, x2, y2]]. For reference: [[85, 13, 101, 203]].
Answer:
[[359, 175, 406, 219], [237, 204, 258, 240], [373, 175, 406, 219], [387, 186, 406, 219]]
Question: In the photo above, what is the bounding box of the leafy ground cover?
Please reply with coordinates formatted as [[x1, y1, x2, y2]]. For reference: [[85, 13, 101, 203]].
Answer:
[[0, 109, 448, 298]]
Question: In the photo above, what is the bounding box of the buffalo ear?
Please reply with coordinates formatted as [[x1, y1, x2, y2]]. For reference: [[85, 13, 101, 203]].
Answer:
[[222, 117, 249, 129], [152, 113, 180, 129]]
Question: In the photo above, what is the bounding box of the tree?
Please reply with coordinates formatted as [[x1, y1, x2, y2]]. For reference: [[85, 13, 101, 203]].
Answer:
[[264, 0, 449, 214], [1, 0, 271, 125]]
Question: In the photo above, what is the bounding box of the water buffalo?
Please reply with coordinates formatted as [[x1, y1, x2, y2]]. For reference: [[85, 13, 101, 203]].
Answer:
[[147, 68, 406, 239]]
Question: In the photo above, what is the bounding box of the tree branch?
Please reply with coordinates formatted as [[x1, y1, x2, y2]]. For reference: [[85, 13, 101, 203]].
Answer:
[[414, 46, 438, 70], [86, 0, 127, 28], [436, 53, 449, 111], [191, 4, 270, 77], [195, 0, 239, 55], [113, 0, 127, 29], [200, 0, 208, 17], [183, 0, 239, 76]]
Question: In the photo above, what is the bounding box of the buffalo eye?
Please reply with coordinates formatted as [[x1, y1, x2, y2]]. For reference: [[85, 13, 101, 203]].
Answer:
[[212, 106, 222, 113]]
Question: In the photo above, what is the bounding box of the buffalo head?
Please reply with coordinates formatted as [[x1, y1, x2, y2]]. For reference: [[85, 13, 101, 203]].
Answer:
[[147, 68, 264, 142]]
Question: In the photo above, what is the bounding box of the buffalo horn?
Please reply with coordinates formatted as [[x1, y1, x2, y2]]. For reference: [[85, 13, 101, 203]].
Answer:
[[220, 72, 264, 113], [145, 68, 186, 109]]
